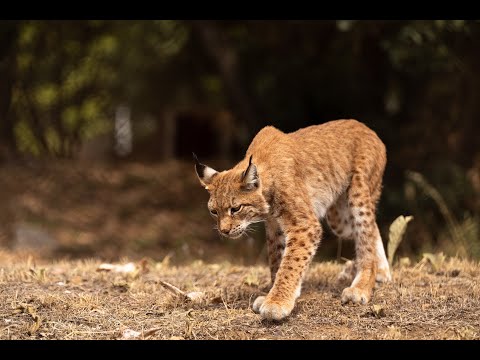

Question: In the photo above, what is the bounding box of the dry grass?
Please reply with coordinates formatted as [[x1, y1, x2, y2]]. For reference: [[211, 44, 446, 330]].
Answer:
[[1, 250, 479, 340]]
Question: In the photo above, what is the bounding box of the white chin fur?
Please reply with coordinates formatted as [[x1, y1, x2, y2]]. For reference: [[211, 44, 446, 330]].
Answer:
[[228, 232, 244, 239]]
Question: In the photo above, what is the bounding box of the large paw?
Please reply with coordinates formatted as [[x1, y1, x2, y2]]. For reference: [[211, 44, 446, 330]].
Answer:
[[341, 286, 371, 305], [376, 267, 392, 283], [258, 298, 294, 321], [252, 296, 266, 313]]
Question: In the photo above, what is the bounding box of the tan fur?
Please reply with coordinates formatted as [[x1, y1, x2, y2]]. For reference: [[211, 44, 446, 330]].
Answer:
[[195, 119, 389, 320]]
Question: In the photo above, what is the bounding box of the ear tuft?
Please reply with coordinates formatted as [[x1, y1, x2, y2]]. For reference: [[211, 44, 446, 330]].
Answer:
[[193, 152, 218, 187], [241, 155, 259, 190]]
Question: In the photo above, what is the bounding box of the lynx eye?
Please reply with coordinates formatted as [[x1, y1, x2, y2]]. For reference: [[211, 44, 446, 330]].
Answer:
[[209, 209, 218, 216], [230, 205, 243, 214]]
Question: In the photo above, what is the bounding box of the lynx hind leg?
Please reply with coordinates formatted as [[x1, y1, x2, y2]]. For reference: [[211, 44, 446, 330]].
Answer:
[[341, 175, 378, 305], [370, 163, 391, 284]]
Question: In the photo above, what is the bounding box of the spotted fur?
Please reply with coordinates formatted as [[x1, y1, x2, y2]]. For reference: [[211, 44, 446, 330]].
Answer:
[[195, 119, 389, 320]]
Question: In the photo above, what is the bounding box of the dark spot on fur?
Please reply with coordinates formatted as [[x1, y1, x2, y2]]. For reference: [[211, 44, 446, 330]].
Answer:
[[294, 257, 300, 262]]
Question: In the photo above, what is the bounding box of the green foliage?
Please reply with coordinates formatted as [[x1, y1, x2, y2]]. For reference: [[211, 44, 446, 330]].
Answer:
[[6, 20, 194, 157]]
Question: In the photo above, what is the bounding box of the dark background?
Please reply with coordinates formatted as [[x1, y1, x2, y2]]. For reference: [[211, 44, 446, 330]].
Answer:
[[0, 20, 479, 264]]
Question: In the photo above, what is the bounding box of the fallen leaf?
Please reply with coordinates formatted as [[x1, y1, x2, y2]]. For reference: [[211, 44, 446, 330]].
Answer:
[[388, 215, 413, 266], [159, 281, 205, 303], [186, 291, 205, 302], [159, 280, 186, 297], [97, 262, 137, 274], [120, 329, 141, 340], [169, 336, 184, 340]]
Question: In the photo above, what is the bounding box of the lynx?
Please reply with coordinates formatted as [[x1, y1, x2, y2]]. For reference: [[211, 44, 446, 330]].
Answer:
[[194, 119, 390, 320]]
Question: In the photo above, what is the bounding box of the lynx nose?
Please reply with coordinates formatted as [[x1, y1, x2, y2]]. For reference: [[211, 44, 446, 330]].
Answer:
[[220, 228, 230, 235]]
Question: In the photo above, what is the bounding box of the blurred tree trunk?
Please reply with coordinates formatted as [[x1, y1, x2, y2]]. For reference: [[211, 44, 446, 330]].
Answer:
[[0, 21, 19, 161], [191, 20, 258, 145]]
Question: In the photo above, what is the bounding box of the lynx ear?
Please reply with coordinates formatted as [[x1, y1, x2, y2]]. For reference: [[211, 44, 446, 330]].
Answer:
[[241, 155, 259, 191], [193, 153, 218, 187]]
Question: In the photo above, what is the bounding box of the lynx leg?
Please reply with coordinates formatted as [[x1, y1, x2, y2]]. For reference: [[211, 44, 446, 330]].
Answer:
[[341, 175, 377, 305], [253, 218, 286, 314], [265, 217, 285, 284], [257, 211, 322, 320]]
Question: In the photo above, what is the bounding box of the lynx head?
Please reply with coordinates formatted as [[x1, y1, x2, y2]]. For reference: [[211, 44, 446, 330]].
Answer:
[[193, 153, 270, 239]]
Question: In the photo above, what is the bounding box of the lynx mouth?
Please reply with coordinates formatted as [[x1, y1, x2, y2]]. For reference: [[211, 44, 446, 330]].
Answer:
[[227, 232, 244, 240]]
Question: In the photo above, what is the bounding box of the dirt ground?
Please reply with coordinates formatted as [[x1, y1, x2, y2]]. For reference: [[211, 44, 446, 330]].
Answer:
[[1, 250, 478, 340]]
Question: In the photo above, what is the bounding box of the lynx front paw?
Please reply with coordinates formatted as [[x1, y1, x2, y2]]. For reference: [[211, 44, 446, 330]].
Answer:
[[258, 298, 294, 321], [252, 296, 266, 313], [341, 286, 371, 305]]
